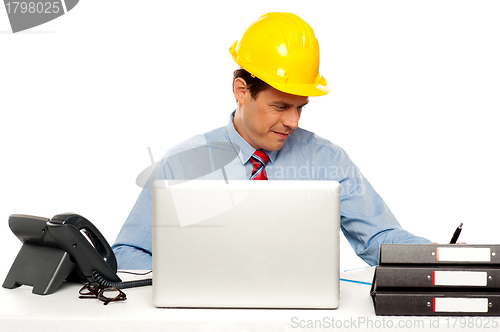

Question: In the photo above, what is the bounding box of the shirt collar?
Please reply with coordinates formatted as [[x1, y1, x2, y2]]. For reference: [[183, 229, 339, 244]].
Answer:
[[227, 111, 278, 165]]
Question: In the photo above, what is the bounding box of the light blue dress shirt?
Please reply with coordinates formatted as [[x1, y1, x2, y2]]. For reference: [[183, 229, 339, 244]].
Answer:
[[112, 111, 430, 269]]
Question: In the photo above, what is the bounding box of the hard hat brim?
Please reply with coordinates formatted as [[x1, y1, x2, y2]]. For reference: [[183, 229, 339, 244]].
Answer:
[[267, 75, 330, 97]]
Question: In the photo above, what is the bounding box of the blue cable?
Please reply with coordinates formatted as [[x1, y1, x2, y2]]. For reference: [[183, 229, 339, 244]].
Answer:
[[340, 278, 372, 286]]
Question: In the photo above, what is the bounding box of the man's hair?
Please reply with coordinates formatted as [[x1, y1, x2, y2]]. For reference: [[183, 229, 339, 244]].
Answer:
[[233, 68, 270, 99]]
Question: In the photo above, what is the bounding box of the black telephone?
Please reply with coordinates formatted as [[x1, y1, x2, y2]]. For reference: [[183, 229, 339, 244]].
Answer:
[[3, 213, 122, 295]]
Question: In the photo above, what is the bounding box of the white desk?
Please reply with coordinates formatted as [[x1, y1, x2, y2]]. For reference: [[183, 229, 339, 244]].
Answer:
[[1, 267, 499, 331]]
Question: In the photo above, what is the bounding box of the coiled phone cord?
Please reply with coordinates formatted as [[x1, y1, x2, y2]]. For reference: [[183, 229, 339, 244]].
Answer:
[[92, 271, 152, 289]]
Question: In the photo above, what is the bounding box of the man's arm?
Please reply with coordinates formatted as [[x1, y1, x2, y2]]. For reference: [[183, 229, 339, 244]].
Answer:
[[331, 147, 431, 266], [112, 135, 210, 269], [112, 187, 154, 270]]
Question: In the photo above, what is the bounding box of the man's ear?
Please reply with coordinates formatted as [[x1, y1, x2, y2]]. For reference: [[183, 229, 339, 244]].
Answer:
[[233, 77, 248, 105]]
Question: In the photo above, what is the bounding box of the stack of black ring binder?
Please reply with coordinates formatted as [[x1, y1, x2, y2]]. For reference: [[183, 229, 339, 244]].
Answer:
[[371, 244, 500, 316]]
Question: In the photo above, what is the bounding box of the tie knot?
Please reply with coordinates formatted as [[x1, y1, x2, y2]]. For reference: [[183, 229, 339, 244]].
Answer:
[[252, 150, 269, 166]]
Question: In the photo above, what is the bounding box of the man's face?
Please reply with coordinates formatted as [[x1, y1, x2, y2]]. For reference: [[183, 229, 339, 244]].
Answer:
[[234, 84, 309, 151]]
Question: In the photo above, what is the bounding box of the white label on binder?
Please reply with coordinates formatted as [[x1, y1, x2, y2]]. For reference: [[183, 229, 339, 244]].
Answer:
[[433, 271, 487, 286], [434, 298, 488, 313], [437, 247, 491, 262]]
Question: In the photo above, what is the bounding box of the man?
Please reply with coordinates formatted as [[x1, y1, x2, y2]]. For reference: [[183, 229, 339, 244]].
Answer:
[[112, 12, 430, 269]]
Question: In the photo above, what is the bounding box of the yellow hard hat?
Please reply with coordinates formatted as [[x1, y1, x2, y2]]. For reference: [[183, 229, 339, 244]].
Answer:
[[230, 12, 329, 97]]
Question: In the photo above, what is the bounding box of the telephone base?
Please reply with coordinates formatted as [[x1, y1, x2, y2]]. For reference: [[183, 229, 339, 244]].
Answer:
[[3, 243, 76, 295]]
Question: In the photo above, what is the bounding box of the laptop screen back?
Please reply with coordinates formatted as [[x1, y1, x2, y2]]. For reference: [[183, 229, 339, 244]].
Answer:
[[152, 180, 340, 309]]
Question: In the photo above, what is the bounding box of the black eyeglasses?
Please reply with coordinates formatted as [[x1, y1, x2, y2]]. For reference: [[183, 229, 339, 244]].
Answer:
[[79, 282, 127, 305]]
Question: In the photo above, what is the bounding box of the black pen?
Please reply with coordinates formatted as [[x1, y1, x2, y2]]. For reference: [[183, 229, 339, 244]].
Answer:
[[449, 223, 463, 244]]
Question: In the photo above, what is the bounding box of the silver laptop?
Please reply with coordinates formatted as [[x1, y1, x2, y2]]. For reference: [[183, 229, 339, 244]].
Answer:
[[152, 180, 341, 309]]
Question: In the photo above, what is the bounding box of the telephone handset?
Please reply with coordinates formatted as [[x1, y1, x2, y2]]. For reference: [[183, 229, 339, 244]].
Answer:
[[47, 213, 121, 284], [3, 213, 122, 295]]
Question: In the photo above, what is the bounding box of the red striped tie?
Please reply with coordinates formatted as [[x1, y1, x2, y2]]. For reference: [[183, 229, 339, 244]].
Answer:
[[250, 150, 270, 180]]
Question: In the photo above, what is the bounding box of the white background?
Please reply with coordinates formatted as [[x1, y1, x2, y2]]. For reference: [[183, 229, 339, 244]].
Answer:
[[1, 0, 499, 278]]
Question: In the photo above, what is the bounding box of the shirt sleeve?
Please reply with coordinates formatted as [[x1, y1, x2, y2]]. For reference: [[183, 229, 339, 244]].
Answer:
[[111, 134, 210, 269], [112, 187, 154, 270], [331, 147, 431, 266], [112, 156, 173, 270]]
